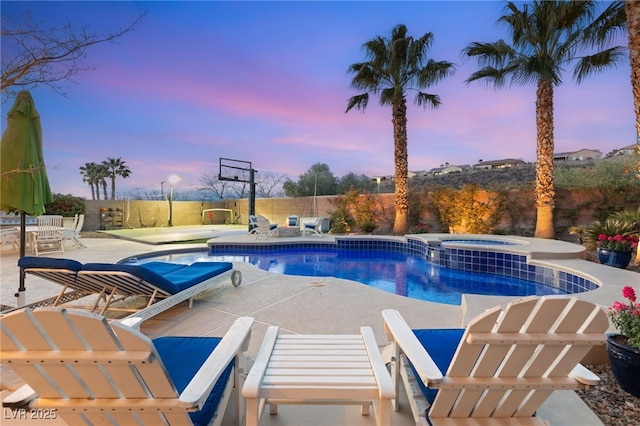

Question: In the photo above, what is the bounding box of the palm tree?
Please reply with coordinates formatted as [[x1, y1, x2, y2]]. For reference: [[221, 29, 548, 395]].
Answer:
[[103, 157, 131, 200], [462, 1, 625, 239], [79, 162, 100, 200], [627, 1, 640, 182], [96, 163, 109, 200], [346, 24, 455, 235]]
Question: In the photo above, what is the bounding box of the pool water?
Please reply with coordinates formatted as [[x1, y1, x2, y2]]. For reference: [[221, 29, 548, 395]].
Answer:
[[126, 248, 568, 305]]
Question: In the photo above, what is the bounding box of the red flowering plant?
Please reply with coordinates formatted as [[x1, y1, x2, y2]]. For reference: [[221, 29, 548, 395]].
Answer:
[[608, 286, 640, 349], [597, 234, 639, 253], [410, 223, 431, 234]]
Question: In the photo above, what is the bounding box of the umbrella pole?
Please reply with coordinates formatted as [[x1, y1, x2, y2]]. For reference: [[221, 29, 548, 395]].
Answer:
[[16, 212, 26, 306]]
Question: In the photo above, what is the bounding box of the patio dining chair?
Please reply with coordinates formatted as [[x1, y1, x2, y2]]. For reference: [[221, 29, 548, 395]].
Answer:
[[0, 228, 20, 251], [1, 307, 254, 426], [33, 215, 64, 255], [62, 213, 86, 248], [302, 217, 324, 236], [252, 216, 277, 239], [382, 296, 608, 426]]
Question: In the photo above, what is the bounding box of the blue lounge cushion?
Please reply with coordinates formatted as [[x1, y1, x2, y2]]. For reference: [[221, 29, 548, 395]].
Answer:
[[162, 262, 232, 292], [409, 328, 465, 405], [153, 336, 233, 426], [82, 261, 233, 295], [82, 262, 180, 294], [18, 256, 83, 272], [139, 261, 189, 276]]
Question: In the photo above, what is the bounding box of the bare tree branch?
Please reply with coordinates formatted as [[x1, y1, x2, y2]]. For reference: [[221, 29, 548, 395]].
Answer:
[[1, 8, 146, 102]]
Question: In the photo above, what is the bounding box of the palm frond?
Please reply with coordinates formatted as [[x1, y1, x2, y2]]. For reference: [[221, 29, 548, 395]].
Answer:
[[574, 46, 627, 83], [583, 1, 626, 48], [345, 93, 369, 113], [414, 92, 440, 109]]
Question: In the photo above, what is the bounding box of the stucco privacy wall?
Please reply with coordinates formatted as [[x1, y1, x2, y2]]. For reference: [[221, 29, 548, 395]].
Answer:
[[84, 195, 346, 231], [83, 187, 634, 233]]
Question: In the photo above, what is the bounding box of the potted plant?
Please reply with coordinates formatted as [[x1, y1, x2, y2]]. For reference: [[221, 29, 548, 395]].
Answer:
[[596, 234, 638, 269], [581, 215, 639, 269], [607, 286, 640, 397]]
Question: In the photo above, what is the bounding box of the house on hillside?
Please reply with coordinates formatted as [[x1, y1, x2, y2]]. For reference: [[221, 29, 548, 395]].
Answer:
[[472, 159, 526, 170], [553, 148, 602, 162], [425, 164, 468, 175], [611, 144, 637, 157]]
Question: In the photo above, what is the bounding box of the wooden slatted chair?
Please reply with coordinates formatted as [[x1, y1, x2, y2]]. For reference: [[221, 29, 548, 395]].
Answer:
[[1, 307, 254, 426], [382, 296, 608, 426], [16, 256, 115, 310], [33, 215, 64, 256]]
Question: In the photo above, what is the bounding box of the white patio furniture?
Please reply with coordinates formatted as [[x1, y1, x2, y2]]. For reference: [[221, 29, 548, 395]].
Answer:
[[243, 326, 395, 426], [62, 213, 86, 248], [33, 215, 64, 256], [382, 296, 608, 425]]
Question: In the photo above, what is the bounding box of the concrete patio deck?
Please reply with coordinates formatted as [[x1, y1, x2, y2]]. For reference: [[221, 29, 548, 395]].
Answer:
[[3, 230, 634, 425]]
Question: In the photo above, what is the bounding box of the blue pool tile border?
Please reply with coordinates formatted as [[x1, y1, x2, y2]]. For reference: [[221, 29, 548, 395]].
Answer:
[[208, 237, 599, 294]]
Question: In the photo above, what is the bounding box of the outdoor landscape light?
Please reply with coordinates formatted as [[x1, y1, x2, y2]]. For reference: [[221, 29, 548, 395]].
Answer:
[[167, 174, 182, 226]]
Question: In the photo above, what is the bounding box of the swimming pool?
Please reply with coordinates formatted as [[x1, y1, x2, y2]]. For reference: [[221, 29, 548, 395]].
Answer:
[[122, 238, 596, 305]]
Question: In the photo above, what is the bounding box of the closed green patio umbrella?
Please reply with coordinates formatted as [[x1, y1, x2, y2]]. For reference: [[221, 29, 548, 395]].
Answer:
[[0, 90, 53, 306]]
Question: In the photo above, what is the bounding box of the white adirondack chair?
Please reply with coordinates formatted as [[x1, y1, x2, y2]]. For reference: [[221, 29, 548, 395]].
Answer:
[[382, 296, 608, 426], [1, 307, 254, 426]]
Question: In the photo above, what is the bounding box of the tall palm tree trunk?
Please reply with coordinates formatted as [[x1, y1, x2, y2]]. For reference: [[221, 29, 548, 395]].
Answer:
[[534, 79, 556, 239], [625, 0, 640, 264], [392, 98, 409, 235], [627, 0, 640, 172]]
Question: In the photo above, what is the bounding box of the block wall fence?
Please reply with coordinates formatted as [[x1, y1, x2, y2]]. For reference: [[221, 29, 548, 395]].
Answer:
[[83, 187, 626, 236]]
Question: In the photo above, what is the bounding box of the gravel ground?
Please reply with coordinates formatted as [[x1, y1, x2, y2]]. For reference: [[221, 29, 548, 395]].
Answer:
[[575, 250, 639, 425], [576, 364, 640, 426]]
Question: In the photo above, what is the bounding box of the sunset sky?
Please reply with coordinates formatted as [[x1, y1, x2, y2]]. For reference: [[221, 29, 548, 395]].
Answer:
[[1, 1, 633, 199]]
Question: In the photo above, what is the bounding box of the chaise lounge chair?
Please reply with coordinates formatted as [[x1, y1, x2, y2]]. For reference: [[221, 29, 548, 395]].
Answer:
[[382, 296, 608, 426], [15, 257, 242, 323], [1, 307, 254, 426], [250, 215, 277, 239]]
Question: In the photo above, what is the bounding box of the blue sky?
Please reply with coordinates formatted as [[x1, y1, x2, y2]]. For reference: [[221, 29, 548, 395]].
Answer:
[[1, 1, 633, 199]]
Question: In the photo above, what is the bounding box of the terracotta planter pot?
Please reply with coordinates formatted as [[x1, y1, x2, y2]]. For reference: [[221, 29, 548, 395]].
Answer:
[[606, 333, 640, 397]]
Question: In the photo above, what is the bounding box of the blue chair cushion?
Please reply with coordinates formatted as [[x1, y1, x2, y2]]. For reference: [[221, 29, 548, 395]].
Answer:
[[82, 261, 233, 295], [18, 256, 83, 272], [153, 336, 233, 426], [409, 328, 465, 405]]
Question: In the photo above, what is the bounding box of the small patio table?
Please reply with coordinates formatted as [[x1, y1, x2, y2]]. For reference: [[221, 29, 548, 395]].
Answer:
[[242, 326, 395, 426]]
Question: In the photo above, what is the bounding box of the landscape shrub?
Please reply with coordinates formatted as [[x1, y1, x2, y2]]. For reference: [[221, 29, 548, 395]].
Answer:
[[44, 193, 86, 217]]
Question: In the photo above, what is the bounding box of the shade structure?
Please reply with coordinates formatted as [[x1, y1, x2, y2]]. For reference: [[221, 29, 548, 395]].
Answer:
[[0, 90, 53, 306]]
